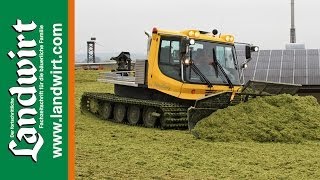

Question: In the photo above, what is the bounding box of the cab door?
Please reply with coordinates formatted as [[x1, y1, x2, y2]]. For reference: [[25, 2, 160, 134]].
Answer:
[[148, 36, 183, 98]]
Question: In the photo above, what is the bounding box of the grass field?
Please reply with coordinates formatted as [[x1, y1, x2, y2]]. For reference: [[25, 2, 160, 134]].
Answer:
[[75, 70, 320, 179]]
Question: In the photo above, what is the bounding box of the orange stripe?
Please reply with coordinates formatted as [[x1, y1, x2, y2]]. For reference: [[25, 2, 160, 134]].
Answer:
[[68, 0, 75, 179]]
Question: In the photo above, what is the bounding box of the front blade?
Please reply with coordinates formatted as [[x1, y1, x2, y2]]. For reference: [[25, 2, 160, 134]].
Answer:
[[187, 107, 216, 130], [188, 92, 233, 130], [241, 80, 301, 95]]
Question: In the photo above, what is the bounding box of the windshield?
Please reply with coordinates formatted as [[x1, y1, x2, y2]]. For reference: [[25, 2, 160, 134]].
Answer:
[[185, 40, 241, 85]]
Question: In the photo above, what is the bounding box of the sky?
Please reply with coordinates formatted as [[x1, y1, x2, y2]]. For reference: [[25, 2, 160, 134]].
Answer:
[[76, 0, 320, 54]]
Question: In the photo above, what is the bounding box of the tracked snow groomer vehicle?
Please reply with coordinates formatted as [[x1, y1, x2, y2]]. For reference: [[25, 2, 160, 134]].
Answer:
[[81, 28, 301, 129]]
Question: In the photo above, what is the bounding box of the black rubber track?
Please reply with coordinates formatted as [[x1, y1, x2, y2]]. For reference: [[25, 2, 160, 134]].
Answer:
[[81, 92, 190, 129]]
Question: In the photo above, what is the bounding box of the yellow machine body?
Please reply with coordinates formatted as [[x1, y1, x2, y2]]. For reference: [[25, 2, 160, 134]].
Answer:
[[82, 28, 301, 129], [146, 28, 241, 100]]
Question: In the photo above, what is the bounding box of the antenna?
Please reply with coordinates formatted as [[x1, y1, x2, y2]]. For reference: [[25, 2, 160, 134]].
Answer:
[[286, 0, 305, 49], [87, 37, 96, 63], [290, 0, 296, 43]]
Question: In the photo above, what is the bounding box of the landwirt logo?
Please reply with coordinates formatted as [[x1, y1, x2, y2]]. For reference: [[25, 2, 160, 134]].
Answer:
[[7, 19, 44, 162]]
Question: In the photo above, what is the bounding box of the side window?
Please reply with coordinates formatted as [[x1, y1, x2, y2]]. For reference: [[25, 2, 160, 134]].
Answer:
[[216, 46, 235, 69], [171, 41, 180, 63], [159, 39, 180, 64], [216, 46, 225, 66], [225, 47, 235, 68], [160, 40, 170, 64], [159, 38, 181, 81]]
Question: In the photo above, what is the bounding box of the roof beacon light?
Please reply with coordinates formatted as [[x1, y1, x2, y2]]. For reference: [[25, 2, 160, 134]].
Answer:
[[194, 31, 200, 38], [152, 27, 158, 34], [224, 35, 234, 42], [188, 31, 195, 37], [225, 36, 231, 42]]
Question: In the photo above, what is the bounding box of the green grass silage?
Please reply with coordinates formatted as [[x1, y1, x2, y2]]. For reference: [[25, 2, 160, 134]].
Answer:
[[76, 70, 320, 179], [193, 94, 320, 143]]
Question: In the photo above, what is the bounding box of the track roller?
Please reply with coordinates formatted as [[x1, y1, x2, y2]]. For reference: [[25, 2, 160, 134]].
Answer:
[[127, 105, 141, 125], [113, 103, 126, 123], [89, 98, 99, 114], [99, 102, 113, 120], [143, 107, 159, 128]]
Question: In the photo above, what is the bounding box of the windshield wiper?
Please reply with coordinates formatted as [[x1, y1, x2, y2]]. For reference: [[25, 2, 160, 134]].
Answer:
[[188, 50, 213, 88], [211, 48, 234, 88], [190, 63, 213, 88]]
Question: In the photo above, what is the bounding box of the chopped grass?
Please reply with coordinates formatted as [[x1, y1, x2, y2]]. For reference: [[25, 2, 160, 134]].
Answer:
[[76, 70, 320, 179], [193, 94, 320, 143]]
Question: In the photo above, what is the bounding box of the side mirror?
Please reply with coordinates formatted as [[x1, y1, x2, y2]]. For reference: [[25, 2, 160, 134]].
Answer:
[[245, 45, 251, 59], [245, 45, 259, 59]]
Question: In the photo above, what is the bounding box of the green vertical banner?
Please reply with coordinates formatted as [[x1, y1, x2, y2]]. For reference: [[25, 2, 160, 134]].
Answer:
[[0, 0, 72, 179]]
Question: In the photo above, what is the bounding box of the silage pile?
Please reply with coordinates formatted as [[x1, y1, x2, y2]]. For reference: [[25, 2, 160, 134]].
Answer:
[[192, 94, 320, 143]]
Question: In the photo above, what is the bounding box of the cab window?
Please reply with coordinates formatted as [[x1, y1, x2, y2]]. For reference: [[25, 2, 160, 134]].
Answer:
[[158, 37, 181, 80], [216, 46, 235, 69]]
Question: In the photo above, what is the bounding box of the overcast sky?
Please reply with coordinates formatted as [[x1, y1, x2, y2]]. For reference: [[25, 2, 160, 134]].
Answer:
[[76, 0, 320, 54]]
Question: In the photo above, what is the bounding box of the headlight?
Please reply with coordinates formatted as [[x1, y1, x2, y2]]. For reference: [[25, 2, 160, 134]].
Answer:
[[251, 46, 259, 52], [184, 58, 191, 65], [189, 39, 195, 45]]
